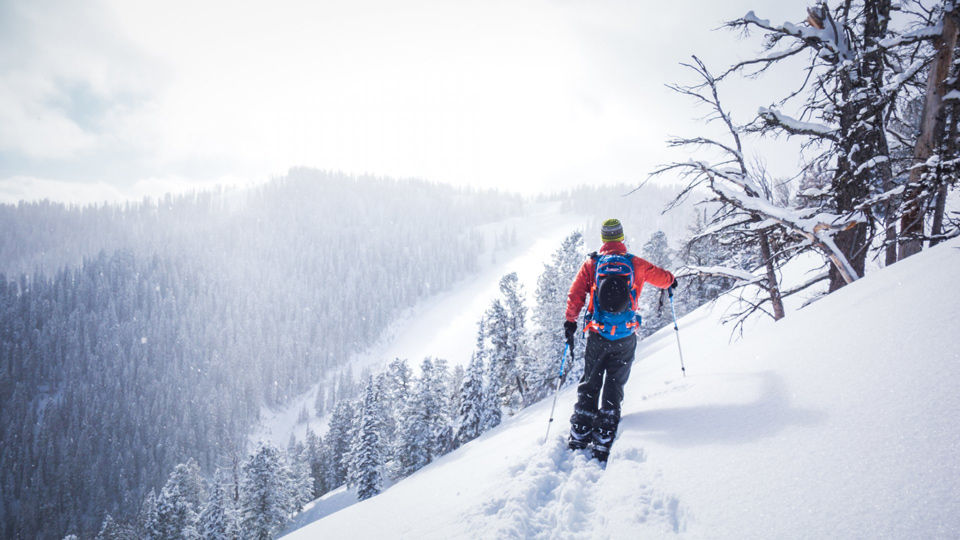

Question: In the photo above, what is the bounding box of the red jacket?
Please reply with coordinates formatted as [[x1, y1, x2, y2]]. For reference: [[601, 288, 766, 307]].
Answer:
[[565, 241, 675, 323]]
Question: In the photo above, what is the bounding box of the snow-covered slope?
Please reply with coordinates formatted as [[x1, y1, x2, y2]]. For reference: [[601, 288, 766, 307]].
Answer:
[[282, 237, 960, 540], [252, 202, 586, 447]]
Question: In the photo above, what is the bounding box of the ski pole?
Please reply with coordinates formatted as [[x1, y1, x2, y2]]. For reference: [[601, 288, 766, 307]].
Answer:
[[542, 343, 570, 444], [668, 288, 686, 377]]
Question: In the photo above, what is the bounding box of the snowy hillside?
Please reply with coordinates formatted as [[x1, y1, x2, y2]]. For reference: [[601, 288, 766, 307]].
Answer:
[[251, 202, 586, 447], [282, 237, 960, 539]]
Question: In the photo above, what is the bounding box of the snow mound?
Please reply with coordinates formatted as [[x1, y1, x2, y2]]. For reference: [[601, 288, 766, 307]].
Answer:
[[282, 237, 960, 540]]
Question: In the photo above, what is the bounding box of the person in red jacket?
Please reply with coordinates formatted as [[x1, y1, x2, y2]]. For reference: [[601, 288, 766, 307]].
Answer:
[[564, 218, 675, 461]]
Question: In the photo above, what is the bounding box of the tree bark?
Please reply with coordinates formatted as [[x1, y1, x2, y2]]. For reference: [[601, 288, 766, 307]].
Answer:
[[829, 0, 890, 291], [929, 183, 950, 245], [931, 53, 960, 247], [758, 229, 785, 320], [899, 9, 959, 259]]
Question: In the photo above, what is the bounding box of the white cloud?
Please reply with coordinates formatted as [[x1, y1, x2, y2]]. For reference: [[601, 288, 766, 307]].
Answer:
[[1, 0, 811, 203]]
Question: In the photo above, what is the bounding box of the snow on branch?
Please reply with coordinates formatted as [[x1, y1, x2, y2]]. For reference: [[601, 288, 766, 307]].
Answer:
[[722, 270, 829, 338], [781, 271, 830, 298], [878, 21, 943, 48], [757, 107, 837, 140], [854, 185, 905, 213], [731, 8, 853, 67], [681, 265, 764, 285], [854, 155, 890, 176], [883, 58, 929, 94], [656, 54, 861, 288], [691, 163, 860, 285]]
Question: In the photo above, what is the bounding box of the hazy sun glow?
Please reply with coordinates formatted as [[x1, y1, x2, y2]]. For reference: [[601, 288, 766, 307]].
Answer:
[[1, 0, 803, 204]]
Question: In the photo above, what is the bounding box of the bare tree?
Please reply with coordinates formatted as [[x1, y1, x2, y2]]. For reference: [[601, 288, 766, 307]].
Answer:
[[722, 1, 948, 288], [651, 58, 852, 329]]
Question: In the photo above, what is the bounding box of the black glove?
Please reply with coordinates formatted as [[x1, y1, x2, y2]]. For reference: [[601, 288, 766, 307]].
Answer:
[[563, 321, 577, 348], [668, 277, 678, 297]]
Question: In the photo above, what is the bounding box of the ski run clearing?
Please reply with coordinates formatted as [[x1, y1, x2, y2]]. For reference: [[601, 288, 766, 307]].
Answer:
[[281, 236, 960, 540]]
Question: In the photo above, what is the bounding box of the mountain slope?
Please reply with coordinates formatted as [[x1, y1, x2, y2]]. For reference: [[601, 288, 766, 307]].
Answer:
[[252, 202, 586, 447], [283, 237, 960, 540]]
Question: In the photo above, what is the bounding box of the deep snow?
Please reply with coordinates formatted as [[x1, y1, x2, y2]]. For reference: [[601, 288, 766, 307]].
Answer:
[[281, 235, 960, 539]]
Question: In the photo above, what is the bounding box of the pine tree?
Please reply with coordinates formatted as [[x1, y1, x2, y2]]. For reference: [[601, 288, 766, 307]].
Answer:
[[95, 514, 134, 540], [642, 230, 673, 268], [198, 470, 232, 540], [239, 442, 290, 540], [480, 354, 502, 433], [395, 361, 433, 478], [530, 231, 585, 397], [156, 461, 205, 540], [286, 444, 315, 513], [296, 404, 310, 425], [349, 377, 384, 501], [304, 427, 325, 497], [453, 352, 485, 448], [323, 399, 355, 489], [483, 273, 530, 413], [137, 489, 161, 540], [677, 208, 741, 314], [636, 230, 675, 338], [313, 384, 326, 418], [498, 273, 529, 409], [427, 358, 454, 457], [380, 360, 411, 480]]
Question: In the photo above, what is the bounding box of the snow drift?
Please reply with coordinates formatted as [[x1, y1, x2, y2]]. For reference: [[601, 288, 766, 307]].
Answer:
[[282, 237, 960, 540]]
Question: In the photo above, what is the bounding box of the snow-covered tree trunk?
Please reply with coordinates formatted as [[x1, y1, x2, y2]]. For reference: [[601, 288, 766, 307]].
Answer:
[[757, 229, 784, 320], [900, 5, 960, 258]]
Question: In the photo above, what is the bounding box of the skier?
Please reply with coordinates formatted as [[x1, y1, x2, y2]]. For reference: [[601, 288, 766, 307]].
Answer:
[[563, 219, 676, 461]]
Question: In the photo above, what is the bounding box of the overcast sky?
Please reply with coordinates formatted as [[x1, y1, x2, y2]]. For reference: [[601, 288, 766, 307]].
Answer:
[[0, 0, 807, 205]]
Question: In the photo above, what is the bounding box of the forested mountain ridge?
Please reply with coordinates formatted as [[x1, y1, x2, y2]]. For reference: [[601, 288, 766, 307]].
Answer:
[[0, 169, 523, 539]]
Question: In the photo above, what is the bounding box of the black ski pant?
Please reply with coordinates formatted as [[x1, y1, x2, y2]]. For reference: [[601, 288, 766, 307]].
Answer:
[[575, 332, 637, 416]]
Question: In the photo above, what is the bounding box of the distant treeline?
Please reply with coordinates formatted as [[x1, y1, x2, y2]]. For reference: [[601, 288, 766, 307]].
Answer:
[[0, 169, 522, 539]]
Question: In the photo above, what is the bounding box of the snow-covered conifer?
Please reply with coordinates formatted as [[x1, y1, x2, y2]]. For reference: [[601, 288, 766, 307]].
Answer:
[[156, 461, 205, 540], [286, 444, 315, 513], [95, 514, 133, 540], [239, 442, 290, 540], [323, 399, 355, 489], [485, 298, 517, 412], [428, 358, 454, 457], [198, 470, 232, 540], [349, 377, 384, 501], [304, 427, 325, 497], [453, 352, 485, 448], [529, 231, 585, 397], [480, 354, 502, 432], [313, 384, 326, 418], [498, 273, 529, 410], [137, 489, 161, 540], [643, 230, 673, 268]]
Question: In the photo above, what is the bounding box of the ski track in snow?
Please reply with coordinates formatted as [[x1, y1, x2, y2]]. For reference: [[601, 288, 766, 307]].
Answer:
[[480, 437, 689, 539]]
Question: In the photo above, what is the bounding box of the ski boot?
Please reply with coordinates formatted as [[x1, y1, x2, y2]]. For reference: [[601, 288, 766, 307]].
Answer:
[[567, 407, 596, 451], [591, 409, 620, 462]]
